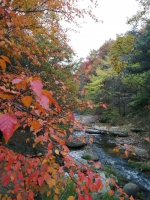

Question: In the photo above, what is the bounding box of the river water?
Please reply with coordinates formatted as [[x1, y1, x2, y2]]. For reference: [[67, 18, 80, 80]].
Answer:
[[71, 114, 150, 195]]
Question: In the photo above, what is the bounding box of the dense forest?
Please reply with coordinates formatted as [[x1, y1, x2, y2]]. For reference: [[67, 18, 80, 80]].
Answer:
[[0, 0, 150, 200]]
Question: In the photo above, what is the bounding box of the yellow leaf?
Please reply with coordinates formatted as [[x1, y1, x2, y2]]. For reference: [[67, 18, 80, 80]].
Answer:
[[131, 152, 136, 156], [61, 150, 68, 156], [32, 143, 36, 148], [113, 148, 120, 153], [0, 59, 6, 72], [7, 197, 12, 200], [26, 138, 30, 143], [21, 96, 32, 108], [67, 196, 75, 200], [38, 153, 43, 156], [25, 77, 32, 83], [55, 149, 59, 155], [48, 179, 56, 188], [42, 159, 47, 164]]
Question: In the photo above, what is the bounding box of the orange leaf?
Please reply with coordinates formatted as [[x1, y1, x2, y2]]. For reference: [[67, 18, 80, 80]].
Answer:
[[42, 90, 60, 112], [16, 193, 22, 200], [55, 187, 60, 194], [21, 96, 32, 108], [0, 92, 15, 100], [29, 120, 40, 131], [54, 195, 58, 200], [34, 102, 46, 115], [108, 190, 114, 196], [1, 55, 11, 64], [47, 191, 51, 197], [0, 59, 6, 72], [99, 183, 104, 190], [16, 81, 27, 90], [44, 172, 51, 185]]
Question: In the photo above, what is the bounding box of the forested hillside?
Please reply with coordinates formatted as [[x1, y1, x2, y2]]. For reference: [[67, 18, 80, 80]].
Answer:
[[77, 1, 150, 127]]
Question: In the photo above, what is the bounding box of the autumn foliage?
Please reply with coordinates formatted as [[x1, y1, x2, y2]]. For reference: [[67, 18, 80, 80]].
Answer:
[[0, 0, 105, 199]]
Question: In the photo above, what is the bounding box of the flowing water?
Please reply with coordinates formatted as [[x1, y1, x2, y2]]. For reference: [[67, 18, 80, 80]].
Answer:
[[72, 114, 150, 194]]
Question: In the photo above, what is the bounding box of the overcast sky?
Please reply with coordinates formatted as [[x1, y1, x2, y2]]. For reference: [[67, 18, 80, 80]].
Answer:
[[66, 0, 139, 59]]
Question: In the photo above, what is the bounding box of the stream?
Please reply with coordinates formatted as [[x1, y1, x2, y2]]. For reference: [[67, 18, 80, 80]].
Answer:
[[70, 114, 150, 196]]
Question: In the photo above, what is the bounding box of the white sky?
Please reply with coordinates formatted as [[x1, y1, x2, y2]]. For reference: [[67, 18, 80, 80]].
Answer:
[[66, 0, 139, 59]]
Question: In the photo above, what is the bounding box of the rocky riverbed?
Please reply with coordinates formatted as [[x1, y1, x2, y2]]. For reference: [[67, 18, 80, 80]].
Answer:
[[69, 114, 150, 199]]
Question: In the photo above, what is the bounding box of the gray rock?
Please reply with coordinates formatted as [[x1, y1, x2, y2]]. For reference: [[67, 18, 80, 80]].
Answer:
[[123, 182, 140, 197], [85, 128, 107, 134], [75, 157, 88, 165], [119, 145, 148, 157], [109, 127, 128, 137], [66, 140, 86, 148], [83, 146, 99, 161]]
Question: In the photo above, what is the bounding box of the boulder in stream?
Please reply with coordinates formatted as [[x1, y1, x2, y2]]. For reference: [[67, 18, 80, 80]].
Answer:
[[82, 146, 99, 161], [85, 128, 106, 134], [123, 182, 140, 197], [66, 140, 86, 148]]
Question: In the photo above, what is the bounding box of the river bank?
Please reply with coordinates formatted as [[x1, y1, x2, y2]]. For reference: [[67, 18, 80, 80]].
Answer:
[[75, 114, 150, 160], [71, 114, 150, 199]]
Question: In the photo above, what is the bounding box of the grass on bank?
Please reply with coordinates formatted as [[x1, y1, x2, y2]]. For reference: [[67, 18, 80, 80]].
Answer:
[[42, 179, 76, 200]]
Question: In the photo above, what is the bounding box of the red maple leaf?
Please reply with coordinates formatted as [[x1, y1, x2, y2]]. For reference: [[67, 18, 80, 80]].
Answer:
[[36, 94, 49, 110], [0, 113, 17, 143], [30, 80, 43, 97]]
